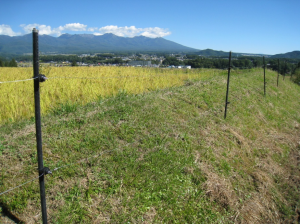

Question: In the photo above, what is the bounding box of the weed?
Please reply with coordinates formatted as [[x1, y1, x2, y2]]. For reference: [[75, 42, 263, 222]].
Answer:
[[51, 101, 78, 115]]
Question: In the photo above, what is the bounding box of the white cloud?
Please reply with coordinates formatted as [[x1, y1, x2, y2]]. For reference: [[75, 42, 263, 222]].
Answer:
[[20, 24, 61, 36], [95, 25, 171, 38], [140, 27, 171, 38], [88, 27, 97, 32], [20, 23, 88, 36], [97, 25, 139, 37], [4, 23, 171, 38], [0, 24, 19, 36], [57, 23, 87, 31]]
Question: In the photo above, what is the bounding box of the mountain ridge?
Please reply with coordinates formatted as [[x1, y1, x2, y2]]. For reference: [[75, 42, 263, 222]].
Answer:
[[0, 33, 198, 54], [0, 33, 299, 58], [270, 50, 300, 59]]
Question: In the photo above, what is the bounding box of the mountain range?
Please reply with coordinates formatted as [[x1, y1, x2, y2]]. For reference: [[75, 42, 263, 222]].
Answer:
[[195, 49, 268, 57], [270, 51, 300, 59], [0, 33, 198, 54], [195, 49, 300, 59], [0, 33, 299, 59]]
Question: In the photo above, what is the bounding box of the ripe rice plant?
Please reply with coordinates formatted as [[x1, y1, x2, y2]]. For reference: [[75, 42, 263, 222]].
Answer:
[[0, 66, 221, 123]]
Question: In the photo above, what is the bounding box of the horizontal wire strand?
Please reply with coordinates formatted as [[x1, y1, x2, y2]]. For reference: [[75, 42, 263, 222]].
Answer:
[[0, 70, 200, 195], [52, 148, 117, 173], [0, 72, 196, 84], [0, 173, 44, 196], [0, 77, 38, 84], [0, 149, 117, 195], [47, 72, 194, 80]]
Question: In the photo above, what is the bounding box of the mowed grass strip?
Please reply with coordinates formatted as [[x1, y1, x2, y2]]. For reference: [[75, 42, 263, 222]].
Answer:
[[0, 68, 299, 223]]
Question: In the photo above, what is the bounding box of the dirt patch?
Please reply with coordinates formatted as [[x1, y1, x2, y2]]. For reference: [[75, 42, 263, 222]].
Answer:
[[4, 124, 35, 140]]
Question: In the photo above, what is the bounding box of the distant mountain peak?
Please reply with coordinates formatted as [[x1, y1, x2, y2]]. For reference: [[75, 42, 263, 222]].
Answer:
[[60, 33, 72, 36], [102, 33, 116, 36], [58, 33, 73, 39], [76, 34, 95, 38]]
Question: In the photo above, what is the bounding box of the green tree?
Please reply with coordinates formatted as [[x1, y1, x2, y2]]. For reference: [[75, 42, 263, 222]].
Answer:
[[71, 60, 78, 66], [253, 59, 262, 67], [114, 58, 123, 64], [162, 57, 180, 66], [244, 59, 253, 68], [0, 59, 3, 67], [9, 59, 18, 67], [293, 67, 300, 84], [151, 60, 160, 64]]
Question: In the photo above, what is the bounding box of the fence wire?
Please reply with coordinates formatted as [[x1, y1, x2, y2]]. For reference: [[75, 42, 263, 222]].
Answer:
[[0, 77, 37, 84], [0, 148, 118, 196], [0, 68, 270, 196], [46, 72, 194, 80], [0, 174, 44, 196], [0, 70, 196, 197], [0, 71, 198, 84], [52, 148, 117, 173]]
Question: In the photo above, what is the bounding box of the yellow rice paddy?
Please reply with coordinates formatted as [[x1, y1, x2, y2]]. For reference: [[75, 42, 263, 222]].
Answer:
[[0, 66, 219, 123]]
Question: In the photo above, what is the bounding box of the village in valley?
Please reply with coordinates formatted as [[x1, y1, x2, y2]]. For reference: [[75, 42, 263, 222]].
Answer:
[[17, 52, 192, 68]]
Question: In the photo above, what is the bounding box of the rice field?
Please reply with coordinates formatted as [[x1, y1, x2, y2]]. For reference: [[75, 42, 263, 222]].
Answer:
[[0, 66, 222, 123]]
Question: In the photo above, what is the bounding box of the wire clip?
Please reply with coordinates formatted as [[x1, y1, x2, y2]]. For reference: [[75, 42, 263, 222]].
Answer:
[[41, 167, 52, 175], [39, 74, 47, 82]]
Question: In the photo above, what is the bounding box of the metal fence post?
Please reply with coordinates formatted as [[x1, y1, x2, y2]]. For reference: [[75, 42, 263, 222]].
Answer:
[[33, 28, 48, 224], [277, 59, 279, 87], [283, 61, 286, 80], [224, 51, 232, 119], [263, 56, 266, 96]]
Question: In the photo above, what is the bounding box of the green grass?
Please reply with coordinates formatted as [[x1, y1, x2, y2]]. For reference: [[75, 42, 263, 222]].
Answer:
[[0, 68, 300, 223]]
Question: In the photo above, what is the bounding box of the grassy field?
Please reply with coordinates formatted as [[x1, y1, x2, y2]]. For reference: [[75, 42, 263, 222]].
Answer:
[[0, 66, 219, 123], [0, 68, 300, 223]]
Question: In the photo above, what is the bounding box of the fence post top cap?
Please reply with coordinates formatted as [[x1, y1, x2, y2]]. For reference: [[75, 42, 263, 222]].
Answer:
[[32, 28, 39, 33]]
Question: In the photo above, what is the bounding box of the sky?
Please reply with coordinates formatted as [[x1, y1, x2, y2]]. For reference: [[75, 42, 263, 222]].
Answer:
[[0, 0, 299, 55]]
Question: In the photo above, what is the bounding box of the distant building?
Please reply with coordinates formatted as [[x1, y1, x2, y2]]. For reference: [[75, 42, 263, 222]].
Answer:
[[167, 65, 191, 69], [80, 54, 90, 57], [128, 61, 151, 66]]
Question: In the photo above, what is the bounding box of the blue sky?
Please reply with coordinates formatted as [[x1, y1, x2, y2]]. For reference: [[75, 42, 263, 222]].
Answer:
[[0, 0, 299, 55]]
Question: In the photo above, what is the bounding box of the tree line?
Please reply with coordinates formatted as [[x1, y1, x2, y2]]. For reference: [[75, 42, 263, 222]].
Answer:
[[0, 54, 299, 76], [291, 62, 300, 85], [163, 55, 299, 73], [0, 58, 18, 67]]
